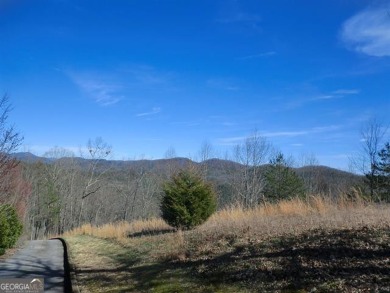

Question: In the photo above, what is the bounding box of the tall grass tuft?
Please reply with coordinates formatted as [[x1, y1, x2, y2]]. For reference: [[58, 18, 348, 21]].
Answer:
[[64, 194, 389, 253], [64, 218, 170, 241]]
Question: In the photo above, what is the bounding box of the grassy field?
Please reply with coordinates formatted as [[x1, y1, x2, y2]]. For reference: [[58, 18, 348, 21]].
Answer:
[[64, 196, 390, 292]]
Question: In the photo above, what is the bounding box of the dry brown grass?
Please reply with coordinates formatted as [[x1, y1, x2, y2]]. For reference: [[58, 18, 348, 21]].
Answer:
[[65, 195, 390, 292], [169, 195, 389, 262], [65, 196, 389, 242], [64, 217, 170, 240], [65, 195, 390, 261]]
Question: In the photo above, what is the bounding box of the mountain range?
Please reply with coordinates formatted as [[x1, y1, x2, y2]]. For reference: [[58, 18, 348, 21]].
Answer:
[[12, 152, 362, 197]]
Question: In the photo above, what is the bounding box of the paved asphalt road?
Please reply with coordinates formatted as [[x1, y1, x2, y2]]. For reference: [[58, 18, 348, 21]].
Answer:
[[0, 240, 65, 292]]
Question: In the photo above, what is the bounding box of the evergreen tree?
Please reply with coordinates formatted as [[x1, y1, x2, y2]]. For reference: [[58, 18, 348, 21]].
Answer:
[[0, 204, 23, 255], [161, 168, 217, 230], [264, 153, 305, 202], [375, 142, 390, 201]]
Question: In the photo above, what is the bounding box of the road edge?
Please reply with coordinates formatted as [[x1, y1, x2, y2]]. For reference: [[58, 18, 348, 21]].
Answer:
[[51, 238, 80, 293]]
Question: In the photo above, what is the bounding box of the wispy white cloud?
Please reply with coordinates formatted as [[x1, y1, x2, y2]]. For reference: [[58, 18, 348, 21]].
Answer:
[[262, 130, 309, 137], [309, 89, 360, 101], [239, 51, 276, 60], [332, 89, 360, 95], [309, 95, 339, 101], [66, 70, 123, 106], [136, 107, 161, 117], [262, 125, 340, 137], [286, 88, 360, 109], [341, 5, 390, 57], [216, 1, 262, 32], [311, 125, 341, 133], [218, 125, 341, 145]]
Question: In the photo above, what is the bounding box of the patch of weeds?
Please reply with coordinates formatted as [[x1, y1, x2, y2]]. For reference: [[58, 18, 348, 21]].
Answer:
[[181, 227, 390, 292], [66, 226, 390, 293], [66, 235, 249, 292], [315, 279, 345, 293]]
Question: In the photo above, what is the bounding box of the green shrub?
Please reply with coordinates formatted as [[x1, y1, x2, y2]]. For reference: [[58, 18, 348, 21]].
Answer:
[[0, 213, 9, 255], [0, 204, 23, 254], [161, 169, 217, 230]]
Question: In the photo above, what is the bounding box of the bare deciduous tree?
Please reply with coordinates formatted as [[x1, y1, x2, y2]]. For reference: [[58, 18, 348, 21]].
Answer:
[[198, 140, 214, 178], [297, 152, 322, 195], [78, 137, 112, 226], [82, 137, 112, 199], [0, 95, 23, 200], [0, 96, 29, 229], [350, 119, 388, 199], [164, 146, 177, 159], [118, 167, 146, 221], [26, 147, 79, 237], [198, 140, 214, 162], [232, 131, 272, 207]]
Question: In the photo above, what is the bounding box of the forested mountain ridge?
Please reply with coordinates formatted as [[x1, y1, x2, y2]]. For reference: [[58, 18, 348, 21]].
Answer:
[[13, 151, 362, 197], [12, 152, 355, 176], [11, 152, 363, 239], [11, 152, 362, 181]]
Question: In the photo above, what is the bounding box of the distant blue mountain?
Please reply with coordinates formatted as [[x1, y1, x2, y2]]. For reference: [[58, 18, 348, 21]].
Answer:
[[11, 152, 53, 163], [11, 152, 362, 198]]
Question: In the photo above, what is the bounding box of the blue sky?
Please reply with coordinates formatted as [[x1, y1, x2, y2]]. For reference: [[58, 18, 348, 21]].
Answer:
[[1, 0, 389, 169]]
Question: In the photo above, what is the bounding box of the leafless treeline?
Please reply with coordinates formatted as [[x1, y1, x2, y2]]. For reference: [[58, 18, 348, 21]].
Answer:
[[0, 95, 384, 239], [0, 95, 28, 218], [19, 133, 362, 239], [22, 139, 164, 239]]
